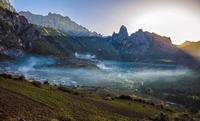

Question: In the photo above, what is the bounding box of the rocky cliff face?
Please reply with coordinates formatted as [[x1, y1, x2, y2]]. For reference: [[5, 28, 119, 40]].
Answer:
[[0, 0, 15, 12], [19, 11, 101, 37], [0, 8, 42, 58], [112, 25, 129, 42]]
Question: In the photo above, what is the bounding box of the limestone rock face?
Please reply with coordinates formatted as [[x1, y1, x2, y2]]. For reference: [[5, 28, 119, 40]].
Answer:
[[19, 11, 101, 37], [112, 25, 128, 43], [0, 8, 42, 58]]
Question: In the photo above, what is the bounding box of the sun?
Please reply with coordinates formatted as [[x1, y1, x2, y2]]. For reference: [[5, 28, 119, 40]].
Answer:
[[130, 8, 200, 44]]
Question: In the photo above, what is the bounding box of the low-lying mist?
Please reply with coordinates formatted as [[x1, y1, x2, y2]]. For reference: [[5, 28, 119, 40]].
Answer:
[[0, 55, 197, 89]]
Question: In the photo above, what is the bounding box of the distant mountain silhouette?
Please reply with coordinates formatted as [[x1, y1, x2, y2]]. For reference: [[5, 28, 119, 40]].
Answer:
[[19, 11, 101, 37]]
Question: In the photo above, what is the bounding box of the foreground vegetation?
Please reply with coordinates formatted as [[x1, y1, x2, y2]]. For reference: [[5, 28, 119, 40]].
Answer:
[[0, 74, 199, 121]]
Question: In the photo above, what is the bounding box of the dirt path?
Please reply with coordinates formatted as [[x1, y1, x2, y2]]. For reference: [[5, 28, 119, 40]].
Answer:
[[0, 88, 55, 121]]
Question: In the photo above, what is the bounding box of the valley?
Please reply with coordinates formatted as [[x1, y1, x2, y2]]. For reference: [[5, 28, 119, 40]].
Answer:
[[0, 0, 200, 121]]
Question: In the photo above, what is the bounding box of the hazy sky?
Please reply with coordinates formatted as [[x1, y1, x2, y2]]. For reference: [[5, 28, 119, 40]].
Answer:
[[11, 0, 200, 44]]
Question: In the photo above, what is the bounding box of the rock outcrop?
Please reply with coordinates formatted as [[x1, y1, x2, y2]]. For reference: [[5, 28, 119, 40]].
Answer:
[[0, 8, 41, 58], [112, 25, 129, 42]]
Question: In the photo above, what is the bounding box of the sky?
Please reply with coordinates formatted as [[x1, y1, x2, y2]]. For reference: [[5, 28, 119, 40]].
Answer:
[[11, 0, 200, 44]]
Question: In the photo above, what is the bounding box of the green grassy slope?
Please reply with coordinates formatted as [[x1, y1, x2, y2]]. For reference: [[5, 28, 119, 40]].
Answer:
[[0, 75, 199, 121]]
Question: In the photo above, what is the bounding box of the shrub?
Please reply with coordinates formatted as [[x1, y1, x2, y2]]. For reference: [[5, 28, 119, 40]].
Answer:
[[14, 75, 26, 81], [0, 74, 12, 79], [73, 91, 80, 95], [18, 75, 26, 80], [150, 102, 155, 106], [134, 98, 146, 103], [118, 95, 133, 100], [31, 81, 42, 88], [43, 81, 50, 85]]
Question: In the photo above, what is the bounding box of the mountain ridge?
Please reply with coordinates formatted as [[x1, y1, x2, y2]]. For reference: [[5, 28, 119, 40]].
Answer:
[[19, 11, 101, 37]]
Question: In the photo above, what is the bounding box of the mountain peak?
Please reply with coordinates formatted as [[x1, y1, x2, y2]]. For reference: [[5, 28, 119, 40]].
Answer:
[[119, 25, 128, 37]]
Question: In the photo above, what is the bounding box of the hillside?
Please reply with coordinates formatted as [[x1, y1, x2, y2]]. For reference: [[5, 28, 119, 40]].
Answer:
[[178, 41, 200, 60], [0, 74, 199, 121]]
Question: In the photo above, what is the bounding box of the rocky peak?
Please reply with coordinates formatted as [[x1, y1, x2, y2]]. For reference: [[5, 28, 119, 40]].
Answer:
[[138, 29, 143, 33], [118, 25, 129, 39], [112, 25, 129, 43]]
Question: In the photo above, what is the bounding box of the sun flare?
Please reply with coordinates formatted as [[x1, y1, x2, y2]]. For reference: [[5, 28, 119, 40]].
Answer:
[[130, 8, 200, 44]]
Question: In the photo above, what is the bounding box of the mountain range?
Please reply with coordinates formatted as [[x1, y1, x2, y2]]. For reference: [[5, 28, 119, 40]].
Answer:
[[0, 0, 199, 68], [19, 11, 101, 37]]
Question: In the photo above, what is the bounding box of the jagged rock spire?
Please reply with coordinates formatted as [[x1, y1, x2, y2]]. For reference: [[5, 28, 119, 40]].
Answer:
[[112, 25, 129, 43], [118, 25, 129, 39]]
